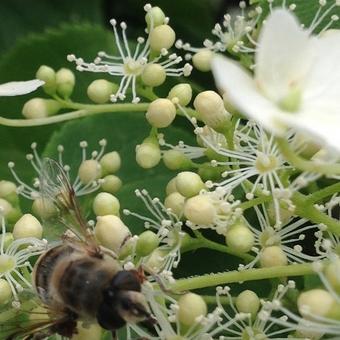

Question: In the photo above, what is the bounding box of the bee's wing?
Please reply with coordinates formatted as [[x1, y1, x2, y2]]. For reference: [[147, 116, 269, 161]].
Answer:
[[39, 158, 100, 255]]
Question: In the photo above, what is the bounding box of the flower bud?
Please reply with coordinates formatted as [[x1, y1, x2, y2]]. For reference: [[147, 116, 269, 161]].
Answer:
[[0, 198, 13, 218], [32, 197, 57, 220], [298, 289, 339, 320], [94, 215, 131, 253], [22, 98, 61, 119], [87, 79, 117, 104], [184, 195, 215, 225], [0, 279, 12, 304], [236, 290, 260, 318], [163, 150, 191, 170], [166, 177, 178, 196], [168, 83, 192, 106], [93, 192, 120, 216], [136, 230, 160, 256], [72, 322, 102, 340], [325, 258, 340, 294], [101, 175, 122, 194], [145, 6, 166, 29], [260, 246, 288, 267], [13, 213, 43, 239], [192, 49, 214, 72], [0, 180, 17, 205], [175, 171, 205, 198], [100, 151, 121, 175], [146, 98, 176, 128], [225, 222, 254, 252], [164, 192, 185, 218], [141, 64, 166, 87], [78, 160, 102, 185], [136, 141, 161, 169], [56, 68, 75, 98], [0, 232, 14, 250], [177, 293, 207, 326], [36, 65, 56, 95], [194, 91, 230, 130], [149, 25, 176, 52]]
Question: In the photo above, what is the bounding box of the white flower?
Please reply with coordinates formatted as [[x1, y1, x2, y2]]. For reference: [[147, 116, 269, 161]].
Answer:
[[0, 213, 47, 306], [212, 8, 340, 152], [0, 79, 44, 96], [8, 139, 108, 200]]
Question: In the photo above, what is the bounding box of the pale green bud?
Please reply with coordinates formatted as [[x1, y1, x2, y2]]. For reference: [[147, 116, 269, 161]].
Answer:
[[93, 192, 120, 216], [184, 195, 215, 225], [260, 246, 288, 267], [22, 98, 61, 119], [164, 192, 185, 218], [136, 142, 161, 169], [87, 79, 117, 104], [225, 223, 254, 253], [101, 175, 122, 194], [56, 68, 75, 98], [163, 150, 191, 170], [194, 91, 230, 130], [29, 306, 50, 322], [192, 49, 214, 72], [0, 198, 13, 218], [175, 171, 205, 198], [141, 64, 166, 87], [325, 258, 340, 294], [94, 215, 131, 253], [145, 6, 166, 29], [168, 83, 192, 106], [36, 65, 56, 95], [0, 232, 14, 251], [78, 160, 102, 185], [178, 293, 207, 326], [0, 180, 17, 205], [146, 98, 176, 128], [72, 322, 102, 340], [13, 213, 43, 239], [298, 289, 340, 320], [166, 177, 178, 196], [236, 290, 260, 318], [149, 25, 176, 52], [136, 230, 160, 256], [32, 197, 57, 220], [0, 279, 12, 304], [100, 151, 121, 175]]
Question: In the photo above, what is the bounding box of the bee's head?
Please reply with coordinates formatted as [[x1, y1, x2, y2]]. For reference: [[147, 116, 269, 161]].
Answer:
[[97, 270, 152, 330]]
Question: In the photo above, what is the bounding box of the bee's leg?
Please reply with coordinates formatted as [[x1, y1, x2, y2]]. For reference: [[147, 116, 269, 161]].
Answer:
[[111, 330, 117, 340]]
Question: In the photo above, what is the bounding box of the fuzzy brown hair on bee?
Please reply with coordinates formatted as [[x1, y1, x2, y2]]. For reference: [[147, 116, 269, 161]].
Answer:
[[4, 159, 154, 340]]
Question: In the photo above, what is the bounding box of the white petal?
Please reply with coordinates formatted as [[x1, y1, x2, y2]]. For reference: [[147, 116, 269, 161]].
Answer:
[[255, 9, 314, 103], [212, 54, 286, 135], [0, 79, 44, 96], [302, 31, 340, 115], [279, 110, 340, 153]]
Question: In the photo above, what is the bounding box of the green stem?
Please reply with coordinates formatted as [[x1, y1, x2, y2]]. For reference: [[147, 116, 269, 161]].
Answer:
[[277, 137, 340, 176], [307, 182, 340, 204], [170, 263, 314, 292], [238, 196, 271, 210], [292, 192, 340, 235], [0, 103, 149, 127]]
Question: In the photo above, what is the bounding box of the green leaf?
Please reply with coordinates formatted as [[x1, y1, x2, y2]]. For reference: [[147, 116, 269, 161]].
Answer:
[[0, 0, 103, 54]]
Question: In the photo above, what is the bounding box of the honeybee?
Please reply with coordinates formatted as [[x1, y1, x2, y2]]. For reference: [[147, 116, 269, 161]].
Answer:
[[4, 159, 154, 339]]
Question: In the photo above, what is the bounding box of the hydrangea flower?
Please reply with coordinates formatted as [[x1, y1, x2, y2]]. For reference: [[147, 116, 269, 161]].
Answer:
[[212, 7, 340, 152]]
